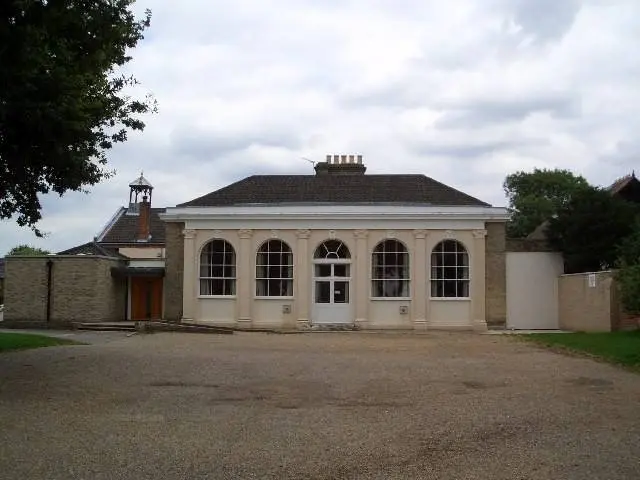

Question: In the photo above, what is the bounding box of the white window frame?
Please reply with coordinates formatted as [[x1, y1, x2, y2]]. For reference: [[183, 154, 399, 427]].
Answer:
[[256, 240, 294, 297], [430, 240, 470, 299], [371, 239, 411, 299], [199, 239, 236, 296]]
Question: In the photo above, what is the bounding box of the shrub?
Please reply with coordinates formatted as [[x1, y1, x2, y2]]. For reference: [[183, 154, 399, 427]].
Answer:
[[616, 265, 640, 316]]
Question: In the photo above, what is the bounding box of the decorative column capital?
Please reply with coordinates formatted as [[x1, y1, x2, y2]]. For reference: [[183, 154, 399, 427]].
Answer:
[[472, 229, 488, 239], [354, 229, 369, 240], [238, 229, 253, 239], [182, 229, 196, 240], [296, 229, 311, 239], [413, 229, 428, 239]]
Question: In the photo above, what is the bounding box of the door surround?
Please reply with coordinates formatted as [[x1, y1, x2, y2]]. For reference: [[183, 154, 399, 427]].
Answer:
[[311, 239, 354, 325]]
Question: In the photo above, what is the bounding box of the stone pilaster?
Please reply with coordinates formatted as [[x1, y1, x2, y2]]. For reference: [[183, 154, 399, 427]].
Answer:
[[354, 229, 369, 327], [295, 229, 311, 329], [472, 229, 488, 331], [238, 229, 253, 326], [181, 229, 197, 322], [413, 229, 428, 330]]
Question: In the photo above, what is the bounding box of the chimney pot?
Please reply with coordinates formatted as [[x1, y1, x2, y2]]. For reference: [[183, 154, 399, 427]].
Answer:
[[341, 155, 347, 164], [357, 154, 363, 164], [326, 154, 331, 162], [333, 154, 339, 164], [348, 155, 355, 163]]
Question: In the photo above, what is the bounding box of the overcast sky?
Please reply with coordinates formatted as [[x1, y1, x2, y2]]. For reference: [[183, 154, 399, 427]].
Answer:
[[1, 0, 639, 255]]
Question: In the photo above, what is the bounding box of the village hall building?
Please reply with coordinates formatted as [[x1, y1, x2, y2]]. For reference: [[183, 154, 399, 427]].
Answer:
[[4, 154, 510, 331]]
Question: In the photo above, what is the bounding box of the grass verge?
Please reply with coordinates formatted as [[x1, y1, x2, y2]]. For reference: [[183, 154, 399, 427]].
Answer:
[[522, 330, 640, 370], [0, 332, 82, 353]]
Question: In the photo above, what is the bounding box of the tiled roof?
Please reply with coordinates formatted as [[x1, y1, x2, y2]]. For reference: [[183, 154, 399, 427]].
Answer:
[[98, 207, 166, 245], [57, 241, 125, 258], [178, 175, 491, 208]]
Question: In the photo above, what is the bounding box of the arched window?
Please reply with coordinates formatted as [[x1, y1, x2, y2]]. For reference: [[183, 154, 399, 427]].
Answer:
[[200, 240, 236, 296], [313, 239, 350, 260], [430, 240, 469, 298], [372, 240, 410, 297], [256, 240, 294, 297]]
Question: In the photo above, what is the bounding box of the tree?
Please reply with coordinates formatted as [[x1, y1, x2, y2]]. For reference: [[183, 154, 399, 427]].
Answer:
[[614, 220, 640, 317], [545, 186, 639, 274], [0, 1, 155, 235], [503, 168, 591, 238], [7, 244, 51, 256]]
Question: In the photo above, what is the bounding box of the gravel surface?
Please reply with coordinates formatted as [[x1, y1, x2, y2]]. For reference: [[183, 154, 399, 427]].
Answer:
[[0, 331, 639, 479]]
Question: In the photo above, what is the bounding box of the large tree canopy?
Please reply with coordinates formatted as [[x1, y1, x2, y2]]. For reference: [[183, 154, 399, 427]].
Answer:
[[503, 168, 591, 238], [0, 0, 154, 235], [546, 186, 639, 274]]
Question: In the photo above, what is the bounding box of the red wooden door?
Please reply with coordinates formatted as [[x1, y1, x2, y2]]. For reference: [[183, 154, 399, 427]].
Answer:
[[131, 277, 163, 320]]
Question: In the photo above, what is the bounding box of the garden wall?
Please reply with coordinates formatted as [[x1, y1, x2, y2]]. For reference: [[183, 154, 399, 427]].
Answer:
[[558, 271, 638, 332], [4, 255, 126, 327]]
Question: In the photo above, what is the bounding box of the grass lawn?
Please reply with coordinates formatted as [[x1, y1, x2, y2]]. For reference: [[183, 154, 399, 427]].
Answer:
[[0, 332, 81, 353], [523, 330, 640, 369]]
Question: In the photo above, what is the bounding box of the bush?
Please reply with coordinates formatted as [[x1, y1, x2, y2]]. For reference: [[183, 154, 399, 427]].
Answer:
[[616, 265, 640, 316]]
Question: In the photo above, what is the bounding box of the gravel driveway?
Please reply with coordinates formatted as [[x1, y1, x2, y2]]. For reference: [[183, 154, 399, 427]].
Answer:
[[0, 331, 639, 479]]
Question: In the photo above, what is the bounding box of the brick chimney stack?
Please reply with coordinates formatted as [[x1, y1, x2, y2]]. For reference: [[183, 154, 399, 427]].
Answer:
[[314, 153, 366, 175], [137, 195, 151, 241]]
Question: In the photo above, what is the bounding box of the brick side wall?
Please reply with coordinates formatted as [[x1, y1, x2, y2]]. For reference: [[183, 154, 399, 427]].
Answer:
[[4, 258, 48, 322], [4, 256, 125, 325], [485, 222, 506, 328], [50, 257, 126, 323], [558, 271, 613, 332], [163, 222, 184, 321]]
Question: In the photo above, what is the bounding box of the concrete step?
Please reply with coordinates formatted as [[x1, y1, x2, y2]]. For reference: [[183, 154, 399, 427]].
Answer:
[[311, 324, 360, 332], [74, 322, 136, 332], [136, 321, 234, 335]]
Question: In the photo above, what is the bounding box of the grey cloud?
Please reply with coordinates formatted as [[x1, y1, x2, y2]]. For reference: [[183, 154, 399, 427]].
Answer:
[[434, 94, 581, 129], [410, 137, 548, 159], [507, 0, 583, 42], [601, 140, 640, 168], [171, 126, 303, 161]]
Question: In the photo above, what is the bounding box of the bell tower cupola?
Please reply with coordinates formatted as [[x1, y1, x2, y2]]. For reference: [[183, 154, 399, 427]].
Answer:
[[128, 171, 154, 215]]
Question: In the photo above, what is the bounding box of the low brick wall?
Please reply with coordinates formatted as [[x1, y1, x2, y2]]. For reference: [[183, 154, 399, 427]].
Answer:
[[558, 271, 615, 332], [4, 256, 126, 326]]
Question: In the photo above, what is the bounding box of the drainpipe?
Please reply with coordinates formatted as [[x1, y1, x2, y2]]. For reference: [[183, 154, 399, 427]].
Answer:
[[46, 259, 53, 324], [124, 277, 129, 321]]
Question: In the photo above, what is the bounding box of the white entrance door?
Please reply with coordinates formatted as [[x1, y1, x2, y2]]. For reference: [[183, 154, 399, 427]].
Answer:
[[312, 240, 353, 325]]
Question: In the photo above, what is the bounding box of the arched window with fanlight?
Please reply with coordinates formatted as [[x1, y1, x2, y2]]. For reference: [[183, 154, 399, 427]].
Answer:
[[371, 240, 410, 298], [200, 239, 236, 296], [256, 240, 294, 297], [430, 240, 470, 298]]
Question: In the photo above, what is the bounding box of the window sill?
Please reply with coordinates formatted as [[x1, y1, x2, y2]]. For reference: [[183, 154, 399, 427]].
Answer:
[[370, 297, 412, 301], [429, 297, 471, 301], [254, 296, 295, 300], [198, 295, 237, 299]]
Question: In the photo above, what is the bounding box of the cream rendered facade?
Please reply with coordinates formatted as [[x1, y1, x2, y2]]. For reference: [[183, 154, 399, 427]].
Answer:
[[161, 204, 509, 331]]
